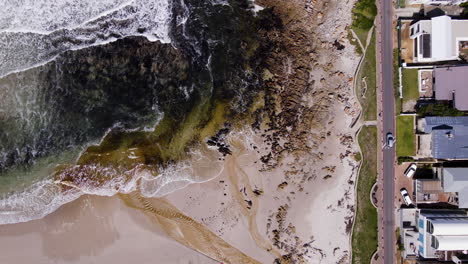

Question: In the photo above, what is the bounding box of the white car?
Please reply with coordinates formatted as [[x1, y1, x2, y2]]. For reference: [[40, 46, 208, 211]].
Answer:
[[386, 132, 395, 148], [404, 163, 417, 178], [400, 188, 413, 206]]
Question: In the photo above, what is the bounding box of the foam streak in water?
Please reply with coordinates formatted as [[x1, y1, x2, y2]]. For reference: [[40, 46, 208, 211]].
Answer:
[[0, 0, 173, 77], [0, 145, 224, 225]]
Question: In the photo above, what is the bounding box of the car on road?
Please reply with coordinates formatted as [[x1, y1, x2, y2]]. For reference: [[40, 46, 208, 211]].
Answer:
[[404, 163, 417, 178], [386, 132, 395, 148], [400, 188, 413, 206]]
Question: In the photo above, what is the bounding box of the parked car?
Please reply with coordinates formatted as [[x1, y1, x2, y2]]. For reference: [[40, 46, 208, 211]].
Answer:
[[404, 163, 417, 178], [400, 188, 413, 206], [386, 132, 395, 148]]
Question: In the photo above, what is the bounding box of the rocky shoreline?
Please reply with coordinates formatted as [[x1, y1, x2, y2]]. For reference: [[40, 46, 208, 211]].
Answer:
[[250, 0, 362, 261], [0, 0, 363, 263], [164, 0, 363, 263]]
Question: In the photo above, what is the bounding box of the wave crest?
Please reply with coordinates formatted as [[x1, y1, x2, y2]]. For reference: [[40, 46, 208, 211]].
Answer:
[[0, 144, 224, 225], [0, 0, 173, 77]]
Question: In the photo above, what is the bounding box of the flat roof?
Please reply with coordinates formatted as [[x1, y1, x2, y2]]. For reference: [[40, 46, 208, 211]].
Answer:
[[413, 16, 468, 61], [431, 15, 452, 60], [435, 66, 468, 111], [422, 179, 443, 194]]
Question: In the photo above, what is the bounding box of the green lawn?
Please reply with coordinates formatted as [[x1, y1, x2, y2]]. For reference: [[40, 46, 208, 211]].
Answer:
[[349, 0, 377, 54], [352, 125, 378, 264], [352, 0, 377, 33], [396, 115, 416, 157], [356, 31, 377, 121], [397, 0, 406, 8], [353, 27, 370, 52], [401, 69, 419, 105]]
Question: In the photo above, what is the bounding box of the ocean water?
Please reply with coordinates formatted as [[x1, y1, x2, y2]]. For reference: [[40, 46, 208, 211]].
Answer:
[[0, 0, 264, 224], [0, 0, 173, 78]]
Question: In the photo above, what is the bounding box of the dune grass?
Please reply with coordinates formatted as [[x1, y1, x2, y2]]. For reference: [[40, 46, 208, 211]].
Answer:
[[352, 125, 378, 264], [356, 31, 377, 121]]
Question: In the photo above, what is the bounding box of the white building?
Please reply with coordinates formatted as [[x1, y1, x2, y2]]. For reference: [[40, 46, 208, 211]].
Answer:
[[400, 209, 468, 261], [410, 15, 468, 62], [418, 210, 468, 259]]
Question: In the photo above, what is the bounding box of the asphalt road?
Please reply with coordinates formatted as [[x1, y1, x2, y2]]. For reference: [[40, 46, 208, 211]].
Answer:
[[380, 0, 396, 263]]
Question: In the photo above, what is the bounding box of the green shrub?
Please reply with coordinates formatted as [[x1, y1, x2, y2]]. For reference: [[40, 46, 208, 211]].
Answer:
[[397, 156, 414, 165], [352, 0, 377, 31], [417, 103, 465, 117]]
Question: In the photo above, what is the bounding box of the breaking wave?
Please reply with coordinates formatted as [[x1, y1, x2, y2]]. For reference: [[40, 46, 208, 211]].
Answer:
[[0, 0, 177, 224], [0, 178, 81, 224], [0, 0, 173, 77], [0, 145, 224, 224], [0, 0, 265, 225]]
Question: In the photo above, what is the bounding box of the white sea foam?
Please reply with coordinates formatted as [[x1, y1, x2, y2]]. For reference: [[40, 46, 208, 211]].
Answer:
[[0, 145, 224, 225], [0, 0, 231, 225], [0, 178, 82, 224], [0, 0, 130, 33], [0, 0, 174, 77]]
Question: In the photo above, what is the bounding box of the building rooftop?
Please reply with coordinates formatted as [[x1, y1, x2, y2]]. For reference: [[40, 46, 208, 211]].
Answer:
[[416, 179, 443, 203], [410, 16, 468, 62], [442, 168, 468, 208], [435, 66, 468, 111], [432, 16, 452, 61], [400, 208, 420, 258], [422, 117, 468, 159]]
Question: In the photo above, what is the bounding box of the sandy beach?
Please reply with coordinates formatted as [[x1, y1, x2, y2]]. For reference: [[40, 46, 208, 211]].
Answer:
[[0, 0, 362, 263], [0, 194, 221, 264]]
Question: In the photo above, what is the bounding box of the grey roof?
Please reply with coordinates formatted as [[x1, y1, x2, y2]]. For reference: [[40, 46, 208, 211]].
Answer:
[[435, 66, 468, 111], [443, 168, 468, 208], [423, 117, 468, 159]]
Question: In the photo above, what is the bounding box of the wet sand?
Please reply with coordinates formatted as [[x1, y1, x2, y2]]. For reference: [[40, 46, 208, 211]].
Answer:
[[0, 0, 363, 263], [0, 195, 219, 264]]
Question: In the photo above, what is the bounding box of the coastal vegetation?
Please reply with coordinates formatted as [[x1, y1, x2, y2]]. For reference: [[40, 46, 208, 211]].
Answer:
[[351, 0, 378, 262], [352, 125, 378, 264], [461, 2, 468, 17], [351, 0, 377, 44], [396, 115, 416, 157], [398, 156, 415, 165], [356, 31, 377, 121], [417, 103, 465, 117], [394, 49, 402, 114], [52, 1, 282, 189]]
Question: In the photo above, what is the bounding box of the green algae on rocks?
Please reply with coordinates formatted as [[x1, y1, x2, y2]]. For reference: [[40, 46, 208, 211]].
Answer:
[[52, 1, 282, 191]]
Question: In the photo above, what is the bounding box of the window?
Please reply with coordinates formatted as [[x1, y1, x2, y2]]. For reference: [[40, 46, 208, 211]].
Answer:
[[426, 220, 434, 234], [431, 236, 439, 249], [415, 37, 418, 58]]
